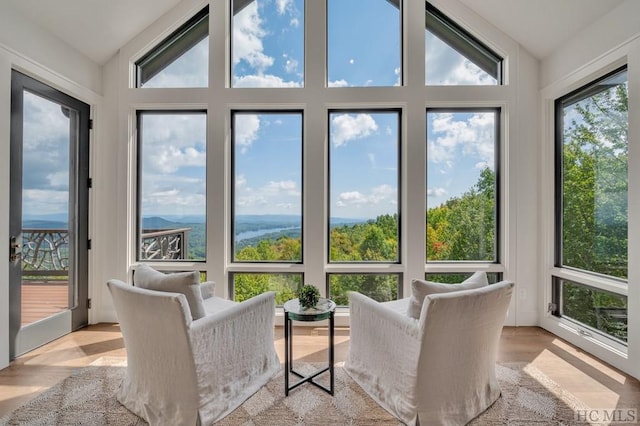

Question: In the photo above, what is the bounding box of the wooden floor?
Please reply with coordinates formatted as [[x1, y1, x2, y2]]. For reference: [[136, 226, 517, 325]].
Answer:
[[1, 325, 639, 418]]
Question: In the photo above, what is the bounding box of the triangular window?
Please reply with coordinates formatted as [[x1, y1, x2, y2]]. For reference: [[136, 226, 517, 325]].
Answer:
[[136, 6, 209, 88], [425, 2, 502, 85]]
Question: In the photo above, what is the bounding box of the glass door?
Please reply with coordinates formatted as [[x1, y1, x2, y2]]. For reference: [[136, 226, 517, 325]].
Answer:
[[9, 71, 90, 359]]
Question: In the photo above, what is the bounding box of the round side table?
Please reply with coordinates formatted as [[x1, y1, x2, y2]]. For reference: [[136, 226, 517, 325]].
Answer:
[[283, 298, 336, 396]]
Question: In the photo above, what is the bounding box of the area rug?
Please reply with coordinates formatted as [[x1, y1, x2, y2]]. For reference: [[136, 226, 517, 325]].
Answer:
[[1, 357, 591, 425]]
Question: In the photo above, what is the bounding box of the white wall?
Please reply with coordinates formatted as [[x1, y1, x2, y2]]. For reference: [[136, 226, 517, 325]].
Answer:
[[0, 3, 102, 369], [539, 0, 640, 379]]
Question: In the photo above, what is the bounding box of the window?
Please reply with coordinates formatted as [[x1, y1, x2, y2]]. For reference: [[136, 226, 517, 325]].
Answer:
[[556, 67, 628, 279], [231, 272, 303, 304], [426, 272, 502, 284], [137, 111, 207, 261], [136, 7, 208, 88], [232, 111, 303, 262], [329, 110, 400, 262], [425, 3, 501, 85], [426, 109, 499, 262], [232, 0, 305, 87], [328, 273, 400, 306], [553, 67, 628, 344], [554, 278, 627, 343], [327, 0, 402, 87]]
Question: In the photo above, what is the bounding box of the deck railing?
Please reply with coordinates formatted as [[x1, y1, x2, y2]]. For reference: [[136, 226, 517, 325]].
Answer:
[[21, 227, 191, 282], [139, 228, 191, 260]]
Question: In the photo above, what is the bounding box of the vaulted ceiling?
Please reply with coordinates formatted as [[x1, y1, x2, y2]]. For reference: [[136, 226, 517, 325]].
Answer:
[[5, 0, 625, 65]]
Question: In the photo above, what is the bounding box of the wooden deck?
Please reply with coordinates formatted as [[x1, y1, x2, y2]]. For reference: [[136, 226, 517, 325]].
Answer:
[[20, 282, 69, 326]]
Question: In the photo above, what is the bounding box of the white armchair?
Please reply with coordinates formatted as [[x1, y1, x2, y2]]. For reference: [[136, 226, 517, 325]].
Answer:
[[107, 275, 280, 425], [345, 278, 514, 426]]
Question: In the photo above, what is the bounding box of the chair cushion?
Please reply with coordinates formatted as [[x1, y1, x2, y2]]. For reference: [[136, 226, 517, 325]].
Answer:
[[407, 271, 488, 319], [202, 295, 237, 315], [133, 264, 206, 320]]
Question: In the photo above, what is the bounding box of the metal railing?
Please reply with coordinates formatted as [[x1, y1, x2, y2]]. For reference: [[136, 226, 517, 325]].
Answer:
[[21, 227, 191, 282], [140, 227, 191, 260]]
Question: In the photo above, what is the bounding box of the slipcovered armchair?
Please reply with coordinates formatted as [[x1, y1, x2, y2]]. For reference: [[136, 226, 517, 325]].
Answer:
[[107, 268, 280, 425], [346, 276, 514, 426]]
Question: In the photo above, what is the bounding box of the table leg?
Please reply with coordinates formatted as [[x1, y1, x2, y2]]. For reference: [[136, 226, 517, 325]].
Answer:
[[329, 311, 334, 395], [284, 310, 289, 396]]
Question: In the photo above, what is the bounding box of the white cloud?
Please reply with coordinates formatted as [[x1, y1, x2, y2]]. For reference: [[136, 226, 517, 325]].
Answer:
[[428, 112, 495, 166], [151, 146, 206, 174], [394, 67, 401, 86], [337, 185, 397, 209], [284, 57, 298, 74], [141, 38, 208, 88], [328, 79, 348, 88], [23, 189, 69, 214], [425, 31, 497, 86], [233, 74, 302, 88], [47, 171, 68, 188], [235, 114, 261, 153], [331, 114, 378, 147], [235, 177, 301, 213], [349, 59, 355, 64], [233, 2, 274, 70], [427, 187, 448, 197], [141, 174, 206, 215], [290, 17, 300, 27], [277, 0, 293, 14]]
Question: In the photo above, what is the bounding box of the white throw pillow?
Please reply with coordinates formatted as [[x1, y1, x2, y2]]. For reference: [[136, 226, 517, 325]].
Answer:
[[407, 271, 488, 319], [133, 264, 206, 320]]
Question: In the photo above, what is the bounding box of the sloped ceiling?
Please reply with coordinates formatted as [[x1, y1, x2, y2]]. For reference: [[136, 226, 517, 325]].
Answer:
[[458, 0, 624, 59], [6, 0, 182, 65], [5, 0, 626, 65]]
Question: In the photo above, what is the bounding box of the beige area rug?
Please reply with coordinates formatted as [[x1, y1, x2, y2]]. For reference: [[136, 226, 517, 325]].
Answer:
[[1, 357, 591, 425]]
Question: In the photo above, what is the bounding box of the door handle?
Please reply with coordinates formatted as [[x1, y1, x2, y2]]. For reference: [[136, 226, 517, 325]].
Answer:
[[10, 236, 22, 262]]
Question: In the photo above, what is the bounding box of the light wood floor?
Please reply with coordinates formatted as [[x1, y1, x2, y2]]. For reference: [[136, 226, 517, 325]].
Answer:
[[1, 325, 639, 417]]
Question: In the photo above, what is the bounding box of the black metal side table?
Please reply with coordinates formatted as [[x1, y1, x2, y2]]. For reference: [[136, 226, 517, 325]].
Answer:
[[283, 297, 336, 396]]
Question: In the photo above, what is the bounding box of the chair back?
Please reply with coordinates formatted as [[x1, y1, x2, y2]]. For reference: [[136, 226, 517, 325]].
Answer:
[[107, 279, 200, 420], [416, 280, 514, 424]]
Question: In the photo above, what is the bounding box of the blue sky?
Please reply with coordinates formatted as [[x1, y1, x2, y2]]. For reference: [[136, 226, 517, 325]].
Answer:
[[22, 0, 500, 222]]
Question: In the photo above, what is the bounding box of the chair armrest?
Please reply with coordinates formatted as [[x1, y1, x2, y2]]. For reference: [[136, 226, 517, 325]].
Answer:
[[346, 292, 422, 424], [200, 281, 216, 299], [188, 292, 280, 419]]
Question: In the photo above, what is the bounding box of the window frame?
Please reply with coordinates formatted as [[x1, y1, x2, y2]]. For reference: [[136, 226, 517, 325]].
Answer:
[[551, 65, 629, 347], [135, 6, 209, 88], [326, 0, 404, 88], [553, 65, 628, 281], [136, 109, 208, 262], [230, 109, 305, 264], [327, 108, 403, 264], [425, 2, 503, 85], [425, 107, 502, 264]]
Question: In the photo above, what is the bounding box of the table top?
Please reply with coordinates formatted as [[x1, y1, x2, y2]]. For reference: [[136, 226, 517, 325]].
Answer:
[[283, 298, 336, 321]]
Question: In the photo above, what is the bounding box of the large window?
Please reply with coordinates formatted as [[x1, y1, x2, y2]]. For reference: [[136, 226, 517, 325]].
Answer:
[[232, 111, 303, 262], [426, 109, 499, 262], [232, 0, 305, 87], [554, 66, 628, 343], [137, 111, 207, 261], [136, 7, 208, 88], [425, 3, 501, 85], [327, 0, 402, 87], [329, 110, 400, 262], [129, 2, 511, 312]]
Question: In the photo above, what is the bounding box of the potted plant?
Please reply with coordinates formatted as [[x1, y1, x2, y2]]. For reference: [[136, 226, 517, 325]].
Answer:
[[297, 284, 320, 309]]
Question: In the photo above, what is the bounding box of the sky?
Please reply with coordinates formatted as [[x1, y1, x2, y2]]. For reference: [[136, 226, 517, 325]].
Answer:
[[21, 0, 500, 222]]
